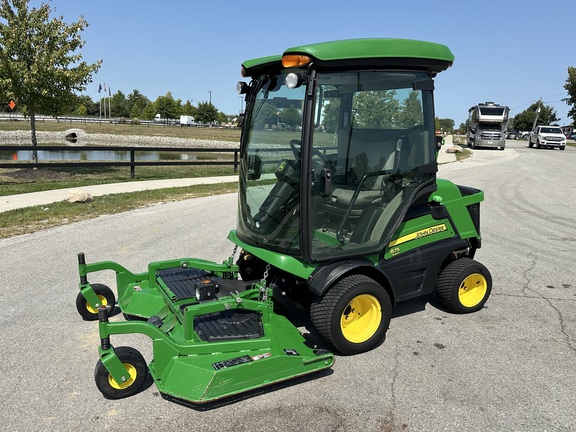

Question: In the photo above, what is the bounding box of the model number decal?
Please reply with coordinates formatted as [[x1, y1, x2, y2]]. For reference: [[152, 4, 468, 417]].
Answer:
[[388, 224, 448, 248]]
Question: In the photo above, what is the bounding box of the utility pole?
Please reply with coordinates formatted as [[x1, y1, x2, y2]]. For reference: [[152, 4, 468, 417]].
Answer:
[[531, 98, 542, 131]]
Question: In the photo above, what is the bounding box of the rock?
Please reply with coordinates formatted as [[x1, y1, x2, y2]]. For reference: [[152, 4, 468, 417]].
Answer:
[[446, 145, 462, 153], [67, 189, 93, 203]]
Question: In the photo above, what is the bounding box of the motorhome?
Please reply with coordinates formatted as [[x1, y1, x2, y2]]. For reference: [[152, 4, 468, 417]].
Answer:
[[467, 102, 509, 150]]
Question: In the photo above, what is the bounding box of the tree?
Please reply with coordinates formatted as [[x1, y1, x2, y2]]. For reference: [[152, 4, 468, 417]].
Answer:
[[456, 122, 468, 135], [353, 90, 399, 128], [126, 89, 149, 119], [511, 102, 560, 131], [126, 89, 149, 118], [562, 66, 576, 124], [436, 118, 455, 134], [154, 92, 181, 120], [75, 104, 87, 117], [181, 99, 198, 117], [279, 106, 301, 128], [141, 102, 156, 120], [195, 101, 218, 124], [110, 90, 129, 118], [0, 0, 101, 161], [216, 111, 228, 125], [129, 98, 147, 119], [321, 98, 340, 133], [397, 91, 423, 128], [70, 94, 98, 115]]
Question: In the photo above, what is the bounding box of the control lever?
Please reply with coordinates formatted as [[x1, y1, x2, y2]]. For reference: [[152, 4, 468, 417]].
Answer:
[[321, 168, 332, 197]]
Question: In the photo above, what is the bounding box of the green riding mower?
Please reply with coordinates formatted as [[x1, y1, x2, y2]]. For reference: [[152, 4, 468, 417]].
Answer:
[[76, 38, 492, 405]]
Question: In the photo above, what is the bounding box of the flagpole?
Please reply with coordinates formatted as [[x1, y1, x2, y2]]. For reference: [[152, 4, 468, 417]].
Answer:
[[98, 82, 102, 122], [108, 85, 111, 121], [103, 82, 107, 119]]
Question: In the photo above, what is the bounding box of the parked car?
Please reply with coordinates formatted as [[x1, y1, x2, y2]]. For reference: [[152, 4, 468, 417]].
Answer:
[[506, 130, 518, 140], [519, 131, 530, 139], [528, 126, 566, 150], [570, 132, 576, 141]]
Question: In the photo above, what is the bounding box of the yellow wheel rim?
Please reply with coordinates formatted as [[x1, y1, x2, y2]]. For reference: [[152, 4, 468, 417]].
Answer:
[[458, 273, 488, 307], [340, 294, 382, 343], [108, 363, 137, 390], [86, 295, 107, 314]]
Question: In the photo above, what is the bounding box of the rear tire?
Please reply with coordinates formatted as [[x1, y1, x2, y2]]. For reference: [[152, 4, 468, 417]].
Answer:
[[436, 258, 492, 314], [310, 275, 391, 355], [94, 347, 147, 399]]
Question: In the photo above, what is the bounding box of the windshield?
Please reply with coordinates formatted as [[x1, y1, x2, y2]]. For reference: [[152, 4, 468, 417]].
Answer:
[[236, 72, 306, 254], [479, 123, 503, 131], [541, 127, 562, 134], [479, 107, 505, 116]]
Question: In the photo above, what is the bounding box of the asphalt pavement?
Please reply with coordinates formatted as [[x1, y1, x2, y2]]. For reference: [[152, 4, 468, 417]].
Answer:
[[1, 140, 575, 431]]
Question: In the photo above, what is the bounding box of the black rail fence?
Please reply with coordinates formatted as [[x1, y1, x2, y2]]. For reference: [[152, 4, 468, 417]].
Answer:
[[0, 145, 240, 178]]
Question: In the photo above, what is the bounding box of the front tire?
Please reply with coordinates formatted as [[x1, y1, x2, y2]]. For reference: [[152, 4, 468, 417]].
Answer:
[[435, 258, 492, 314], [76, 284, 115, 321], [310, 275, 392, 355], [94, 347, 147, 399]]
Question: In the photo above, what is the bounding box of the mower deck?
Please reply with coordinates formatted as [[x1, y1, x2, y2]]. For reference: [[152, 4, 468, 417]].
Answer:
[[80, 255, 334, 404]]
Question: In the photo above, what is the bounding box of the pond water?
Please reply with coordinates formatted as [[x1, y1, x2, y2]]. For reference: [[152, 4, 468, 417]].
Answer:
[[0, 149, 205, 162]]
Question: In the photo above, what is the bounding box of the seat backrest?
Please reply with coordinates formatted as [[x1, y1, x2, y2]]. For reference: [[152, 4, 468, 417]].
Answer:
[[368, 189, 405, 243], [336, 128, 398, 189]]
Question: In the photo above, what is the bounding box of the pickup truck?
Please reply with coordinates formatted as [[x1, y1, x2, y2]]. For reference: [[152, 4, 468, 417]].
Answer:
[[528, 126, 566, 150]]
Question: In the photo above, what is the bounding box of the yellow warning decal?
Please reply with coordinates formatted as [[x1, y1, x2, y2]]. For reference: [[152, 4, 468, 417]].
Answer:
[[388, 224, 447, 248]]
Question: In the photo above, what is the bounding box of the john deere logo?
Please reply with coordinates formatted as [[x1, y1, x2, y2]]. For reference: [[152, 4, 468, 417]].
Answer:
[[388, 224, 448, 248], [277, 161, 286, 171]]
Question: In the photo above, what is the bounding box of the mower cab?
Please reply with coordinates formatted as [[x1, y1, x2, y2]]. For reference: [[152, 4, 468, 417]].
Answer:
[[76, 39, 491, 405]]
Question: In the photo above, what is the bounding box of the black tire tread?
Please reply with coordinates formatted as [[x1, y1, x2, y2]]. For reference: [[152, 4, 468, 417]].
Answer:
[[94, 346, 147, 399], [76, 283, 116, 321], [436, 258, 491, 314], [310, 274, 391, 355]]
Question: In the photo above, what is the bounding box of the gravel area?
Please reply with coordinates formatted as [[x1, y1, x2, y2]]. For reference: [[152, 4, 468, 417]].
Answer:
[[0, 128, 238, 149]]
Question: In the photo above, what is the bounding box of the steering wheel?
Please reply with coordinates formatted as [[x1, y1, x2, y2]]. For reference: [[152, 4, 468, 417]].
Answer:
[[289, 139, 328, 161]]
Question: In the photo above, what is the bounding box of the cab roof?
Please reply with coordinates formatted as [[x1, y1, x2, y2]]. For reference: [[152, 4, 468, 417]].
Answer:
[[241, 38, 454, 77]]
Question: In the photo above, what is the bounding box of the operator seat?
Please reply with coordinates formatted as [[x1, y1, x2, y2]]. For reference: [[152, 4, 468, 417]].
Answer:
[[324, 127, 398, 219]]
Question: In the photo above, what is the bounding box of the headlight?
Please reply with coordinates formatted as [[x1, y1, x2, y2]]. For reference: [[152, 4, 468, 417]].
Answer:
[[285, 72, 303, 89]]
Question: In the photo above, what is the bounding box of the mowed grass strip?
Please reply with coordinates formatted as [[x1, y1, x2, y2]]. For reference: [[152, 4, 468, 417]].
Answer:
[[0, 182, 238, 238]]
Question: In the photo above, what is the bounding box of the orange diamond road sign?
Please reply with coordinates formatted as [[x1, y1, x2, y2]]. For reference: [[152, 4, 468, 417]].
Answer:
[[8, 100, 16, 110]]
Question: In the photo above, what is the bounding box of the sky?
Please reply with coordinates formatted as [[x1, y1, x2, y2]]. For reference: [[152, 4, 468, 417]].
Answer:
[[29, 0, 576, 126]]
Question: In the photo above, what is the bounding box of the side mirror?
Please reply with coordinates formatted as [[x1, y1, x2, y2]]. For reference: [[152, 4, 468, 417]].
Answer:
[[435, 135, 443, 152], [247, 154, 262, 180], [237, 81, 249, 95]]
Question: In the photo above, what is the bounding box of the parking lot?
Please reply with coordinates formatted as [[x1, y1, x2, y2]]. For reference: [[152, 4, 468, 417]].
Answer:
[[0, 139, 574, 431]]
